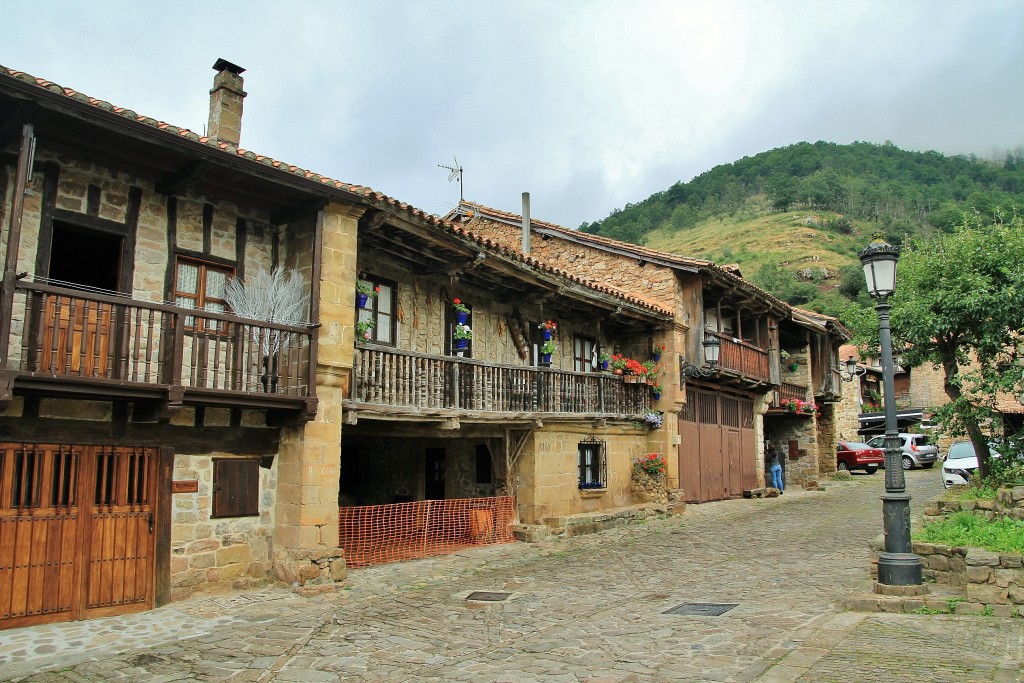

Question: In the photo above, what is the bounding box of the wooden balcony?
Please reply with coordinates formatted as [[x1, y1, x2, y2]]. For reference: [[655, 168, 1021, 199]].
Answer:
[[771, 381, 808, 408], [707, 331, 770, 384], [349, 344, 652, 420], [2, 281, 317, 420]]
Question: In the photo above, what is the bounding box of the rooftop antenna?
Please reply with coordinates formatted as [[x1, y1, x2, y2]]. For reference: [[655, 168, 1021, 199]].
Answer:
[[438, 156, 464, 202]]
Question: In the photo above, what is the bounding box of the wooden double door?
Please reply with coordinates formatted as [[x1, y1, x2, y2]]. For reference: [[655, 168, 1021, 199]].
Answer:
[[0, 444, 159, 629], [678, 388, 757, 503]]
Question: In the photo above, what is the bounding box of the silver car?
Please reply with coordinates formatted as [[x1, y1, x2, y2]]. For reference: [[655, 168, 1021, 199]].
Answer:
[[866, 433, 939, 470]]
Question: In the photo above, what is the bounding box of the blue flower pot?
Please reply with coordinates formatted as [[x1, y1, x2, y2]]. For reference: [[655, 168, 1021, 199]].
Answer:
[[543, 330, 552, 341], [454, 337, 469, 350], [455, 311, 469, 325], [356, 292, 369, 308], [601, 360, 609, 371], [541, 353, 552, 364]]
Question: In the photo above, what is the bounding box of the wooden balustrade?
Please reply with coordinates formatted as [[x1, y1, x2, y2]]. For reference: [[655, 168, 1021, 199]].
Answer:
[[353, 344, 651, 417], [706, 331, 770, 382], [771, 381, 808, 408], [9, 282, 314, 402]]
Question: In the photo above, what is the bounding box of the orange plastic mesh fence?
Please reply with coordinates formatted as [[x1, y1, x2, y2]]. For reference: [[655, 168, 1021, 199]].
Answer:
[[338, 496, 515, 568]]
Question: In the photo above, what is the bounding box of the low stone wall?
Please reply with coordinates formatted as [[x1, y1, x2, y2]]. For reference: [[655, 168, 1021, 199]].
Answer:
[[914, 542, 1024, 607]]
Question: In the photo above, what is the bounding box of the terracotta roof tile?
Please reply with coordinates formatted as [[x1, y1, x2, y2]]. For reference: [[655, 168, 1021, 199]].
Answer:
[[456, 200, 795, 312]]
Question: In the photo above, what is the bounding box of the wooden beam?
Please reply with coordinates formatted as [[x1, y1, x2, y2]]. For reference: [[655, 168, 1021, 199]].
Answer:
[[271, 197, 328, 226], [155, 159, 208, 195]]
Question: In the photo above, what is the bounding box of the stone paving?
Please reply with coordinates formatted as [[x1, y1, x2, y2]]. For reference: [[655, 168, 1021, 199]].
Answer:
[[1, 469, 1022, 682]]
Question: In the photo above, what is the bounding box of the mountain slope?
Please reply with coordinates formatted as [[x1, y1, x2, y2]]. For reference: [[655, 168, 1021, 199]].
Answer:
[[581, 141, 1024, 311]]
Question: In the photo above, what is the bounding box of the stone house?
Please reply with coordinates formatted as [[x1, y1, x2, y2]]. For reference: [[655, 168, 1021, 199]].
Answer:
[[449, 200, 850, 497], [0, 60, 674, 628]]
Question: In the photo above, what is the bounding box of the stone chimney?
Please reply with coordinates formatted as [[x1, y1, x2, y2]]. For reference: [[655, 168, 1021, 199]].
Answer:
[[207, 58, 246, 146]]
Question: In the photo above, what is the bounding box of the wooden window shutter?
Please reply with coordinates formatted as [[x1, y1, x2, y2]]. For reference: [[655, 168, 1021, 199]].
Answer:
[[212, 458, 259, 518]]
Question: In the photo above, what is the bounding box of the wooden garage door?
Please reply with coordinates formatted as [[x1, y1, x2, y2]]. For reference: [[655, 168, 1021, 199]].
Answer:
[[678, 389, 757, 503], [0, 444, 158, 629]]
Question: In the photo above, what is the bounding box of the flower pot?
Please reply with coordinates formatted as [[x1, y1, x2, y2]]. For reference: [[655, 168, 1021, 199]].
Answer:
[[543, 329, 552, 341], [455, 311, 469, 325], [601, 360, 609, 371], [541, 353, 552, 364], [356, 292, 369, 308], [625, 375, 639, 384], [652, 391, 661, 400], [454, 338, 469, 350], [613, 368, 624, 376], [652, 352, 661, 362]]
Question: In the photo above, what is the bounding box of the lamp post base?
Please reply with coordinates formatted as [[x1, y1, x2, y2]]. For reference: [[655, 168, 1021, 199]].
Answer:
[[877, 551, 922, 586]]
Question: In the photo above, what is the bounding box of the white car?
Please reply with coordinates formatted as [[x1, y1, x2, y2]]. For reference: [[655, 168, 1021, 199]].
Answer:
[[942, 440, 1001, 488]]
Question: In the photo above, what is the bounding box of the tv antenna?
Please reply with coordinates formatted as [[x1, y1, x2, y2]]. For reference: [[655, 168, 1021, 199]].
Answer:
[[438, 156, 464, 201]]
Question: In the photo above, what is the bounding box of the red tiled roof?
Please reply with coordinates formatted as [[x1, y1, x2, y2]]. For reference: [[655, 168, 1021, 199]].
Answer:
[[0, 64, 672, 319], [455, 200, 790, 312]]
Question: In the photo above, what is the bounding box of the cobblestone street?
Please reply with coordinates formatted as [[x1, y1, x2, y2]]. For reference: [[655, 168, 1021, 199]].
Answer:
[[2, 470, 1022, 682]]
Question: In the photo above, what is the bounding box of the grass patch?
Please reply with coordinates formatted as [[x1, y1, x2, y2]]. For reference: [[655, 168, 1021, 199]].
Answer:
[[914, 511, 1024, 554], [953, 484, 1000, 500]]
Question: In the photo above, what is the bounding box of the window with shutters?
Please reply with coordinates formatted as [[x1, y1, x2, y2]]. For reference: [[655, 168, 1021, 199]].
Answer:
[[578, 437, 607, 489], [174, 256, 233, 331], [212, 458, 260, 518]]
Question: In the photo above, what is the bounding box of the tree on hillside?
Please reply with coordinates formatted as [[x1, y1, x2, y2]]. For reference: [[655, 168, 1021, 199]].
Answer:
[[892, 212, 1024, 480]]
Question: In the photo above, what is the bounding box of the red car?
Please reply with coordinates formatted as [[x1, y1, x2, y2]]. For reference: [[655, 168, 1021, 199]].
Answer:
[[836, 441, 884, 474]]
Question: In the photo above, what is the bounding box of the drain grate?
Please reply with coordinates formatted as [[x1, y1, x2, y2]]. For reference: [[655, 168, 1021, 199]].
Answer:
[[466, 591, 511, 602], [663, 602, 737, 616]]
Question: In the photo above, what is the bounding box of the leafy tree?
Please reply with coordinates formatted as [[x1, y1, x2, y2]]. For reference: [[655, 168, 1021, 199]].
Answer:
[[892, 212, 1024, 479]]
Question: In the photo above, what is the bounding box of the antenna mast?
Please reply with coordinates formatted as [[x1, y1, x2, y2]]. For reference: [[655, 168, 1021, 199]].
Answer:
[[438, 156, 464, 201]]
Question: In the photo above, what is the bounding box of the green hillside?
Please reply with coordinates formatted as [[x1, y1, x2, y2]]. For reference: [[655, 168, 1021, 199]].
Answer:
[[581, 141, 1024, 317]]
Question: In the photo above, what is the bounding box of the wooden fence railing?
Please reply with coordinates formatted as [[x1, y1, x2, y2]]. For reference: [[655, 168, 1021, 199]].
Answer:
[[9, 281, 314, 397], [707, 331, 770, 382], [353, 344, 652, 416]]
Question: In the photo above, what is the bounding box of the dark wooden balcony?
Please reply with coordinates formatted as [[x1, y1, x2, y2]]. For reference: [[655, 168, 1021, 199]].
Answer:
[[349, 344, 652, 420], [707, 331, 770, 384], [3, 281, 317, 420]]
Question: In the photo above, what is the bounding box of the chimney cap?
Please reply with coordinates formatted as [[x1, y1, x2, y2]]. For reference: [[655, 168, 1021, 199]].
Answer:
[[212, 58, 245, 76]]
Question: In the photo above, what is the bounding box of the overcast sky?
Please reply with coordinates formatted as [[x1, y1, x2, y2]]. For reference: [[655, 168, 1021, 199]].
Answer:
[[5, 1, 1023, 228]]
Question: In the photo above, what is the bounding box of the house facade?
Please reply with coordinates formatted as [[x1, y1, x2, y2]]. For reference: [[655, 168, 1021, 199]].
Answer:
[[450, 200, 850, 500], [0, 61, 674, 627]]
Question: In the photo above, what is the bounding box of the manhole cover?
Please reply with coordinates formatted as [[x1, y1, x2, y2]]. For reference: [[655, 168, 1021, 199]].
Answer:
[[466, 591, 511, 602], [663, 602, 737, 616]]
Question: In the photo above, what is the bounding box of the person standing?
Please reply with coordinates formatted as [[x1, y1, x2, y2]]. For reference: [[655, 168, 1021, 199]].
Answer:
[[766, 442, 784, 494]]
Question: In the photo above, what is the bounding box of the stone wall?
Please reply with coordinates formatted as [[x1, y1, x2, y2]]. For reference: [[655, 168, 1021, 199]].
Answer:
[[169, 451, 276, 600], [515, 424, 655, 525], [765, 415, 821, 487], [357, 248, 655, 369]]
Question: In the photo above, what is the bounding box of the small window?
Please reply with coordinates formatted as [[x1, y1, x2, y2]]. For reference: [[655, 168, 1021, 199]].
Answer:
[[175, 257, 233, 331], [573, 335, 597, 373], [578, 437, 607, 489], [212, 458, 260, 518], [356, 275, 397, 345]]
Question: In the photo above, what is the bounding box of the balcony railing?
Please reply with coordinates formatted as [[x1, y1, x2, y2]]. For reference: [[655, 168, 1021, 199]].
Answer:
[[706, 331, 770, 382], [6, 281, 315, 411], [772, 381, 808, 407], [352, 344, 652, 417]]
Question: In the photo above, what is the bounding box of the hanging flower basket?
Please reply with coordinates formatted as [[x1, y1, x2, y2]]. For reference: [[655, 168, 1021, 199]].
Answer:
[[356, 281, 379, 309], [452, 298, 470, 324]]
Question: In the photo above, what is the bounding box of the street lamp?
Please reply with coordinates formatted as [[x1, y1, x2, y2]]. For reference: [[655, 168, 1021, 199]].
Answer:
[[834, 355, 867, 383], [680, 335, 720, 379], [860, 239, 922, 586]]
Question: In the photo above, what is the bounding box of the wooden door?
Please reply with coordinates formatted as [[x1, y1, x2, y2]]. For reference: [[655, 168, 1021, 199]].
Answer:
[[0, 444, 157, 629], [678, 389, 757, 503], [39, 296, 114, 377]]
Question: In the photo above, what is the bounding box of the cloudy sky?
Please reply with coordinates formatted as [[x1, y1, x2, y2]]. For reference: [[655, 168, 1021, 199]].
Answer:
[[5, 1, 1023, 228]]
